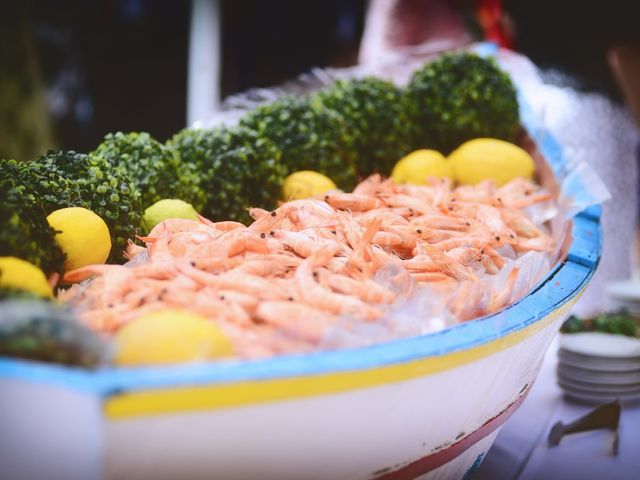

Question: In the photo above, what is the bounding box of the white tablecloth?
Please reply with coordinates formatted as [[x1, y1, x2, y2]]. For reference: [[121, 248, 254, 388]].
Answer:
[[473, 337, 640, 480]]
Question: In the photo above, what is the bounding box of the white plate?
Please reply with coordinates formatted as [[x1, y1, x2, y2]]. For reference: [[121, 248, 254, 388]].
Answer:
[[560, 332, 640, 358], [557, 363, 640, 385], [559, 347, 640, 362], [559, 381, 640, 404], [562, 388, 640, 405], [558, 349, 640, 372], [557, 375, 640, 394], [606, 280, 640, 302]]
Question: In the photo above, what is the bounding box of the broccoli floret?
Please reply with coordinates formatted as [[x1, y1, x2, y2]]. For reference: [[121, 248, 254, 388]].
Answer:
[[0, 159, 66, 274], [406, 52, 519, 154], [33, 150, 143, 260], [169, 126, 286, 223], [94, 132, 204, 210], [313, 77, 413, 176], [239, 95, 358, 190]]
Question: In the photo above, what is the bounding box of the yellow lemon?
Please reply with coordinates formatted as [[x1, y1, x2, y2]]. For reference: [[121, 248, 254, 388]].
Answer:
[[449, 138, 535, 186], [142, 199, 199, 232], [115, 309, 234, 366], [282, 170, 338, 200], [47, 207, 111, 271], [391, 149, 453, 184], [0, 256, 53, 298]]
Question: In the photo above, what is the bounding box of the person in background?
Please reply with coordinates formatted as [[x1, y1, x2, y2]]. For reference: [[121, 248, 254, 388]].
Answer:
[[359, 0, 640, 315]]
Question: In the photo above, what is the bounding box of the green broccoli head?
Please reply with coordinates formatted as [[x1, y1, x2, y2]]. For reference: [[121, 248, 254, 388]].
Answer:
[[94, 132, 204, 211], [0, 160, 66, 274], [33, 150, 143, 261], [169, 126, 286, 223], [313, 77, 413, 176], [406, 52, 520, 154], [239, 95, 358, 190], [223, 126, 286, 212]]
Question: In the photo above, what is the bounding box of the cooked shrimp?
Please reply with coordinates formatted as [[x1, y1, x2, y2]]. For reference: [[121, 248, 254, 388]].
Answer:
[[480, 245, 506, 273], [446, 247, 483, 265], [402, 255, 440, 273], [379, 193, 435, 215], [147, 219, 208, 238], [486, 267, 520, 313], [254, 301, 338, 342], [319, 270, 396, 304], [410, 214, 470, 231], [295, 250, 381, 320], [63, 264, 127, 284], [277, 230, 342, 258], [501, 208, 546, 239], [381, 225, 418, 251], [513, 235, 554, 252], [475, 204, 516, 239], [214, 289, 260, 313], [497, 178, 552, 208], [352, 173, 387, 196], [356, 209, 409, 226], [415, 243, 476, 281], [411, 272, 455, 283], [450, 180, 498, 205], [372, 231, 403, 247], [124, 240, 146, 260], [64, 173, 555, 358], [432, 237, 492, 252], [324, 193, 381, 212], [213, 221, 246, 232]]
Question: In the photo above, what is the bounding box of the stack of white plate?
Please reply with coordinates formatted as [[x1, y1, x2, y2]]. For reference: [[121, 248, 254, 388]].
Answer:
[[557, 332, 640, 403], [605, 281, 640, 316]]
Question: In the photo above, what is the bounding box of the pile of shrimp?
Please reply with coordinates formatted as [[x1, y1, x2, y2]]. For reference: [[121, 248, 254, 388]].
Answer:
[[60, 175, 554, 358]]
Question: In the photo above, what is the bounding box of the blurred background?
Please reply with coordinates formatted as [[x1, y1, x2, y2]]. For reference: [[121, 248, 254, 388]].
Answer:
[[1, 0, 367, 160], [3, 0, 640, 161]]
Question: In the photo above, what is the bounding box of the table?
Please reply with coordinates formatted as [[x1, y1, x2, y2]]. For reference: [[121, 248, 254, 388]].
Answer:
[[472, 337, 640, 480]]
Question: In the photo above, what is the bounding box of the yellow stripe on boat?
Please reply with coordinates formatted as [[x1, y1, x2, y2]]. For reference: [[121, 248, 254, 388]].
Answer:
[[105, 299, 575, 419]]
